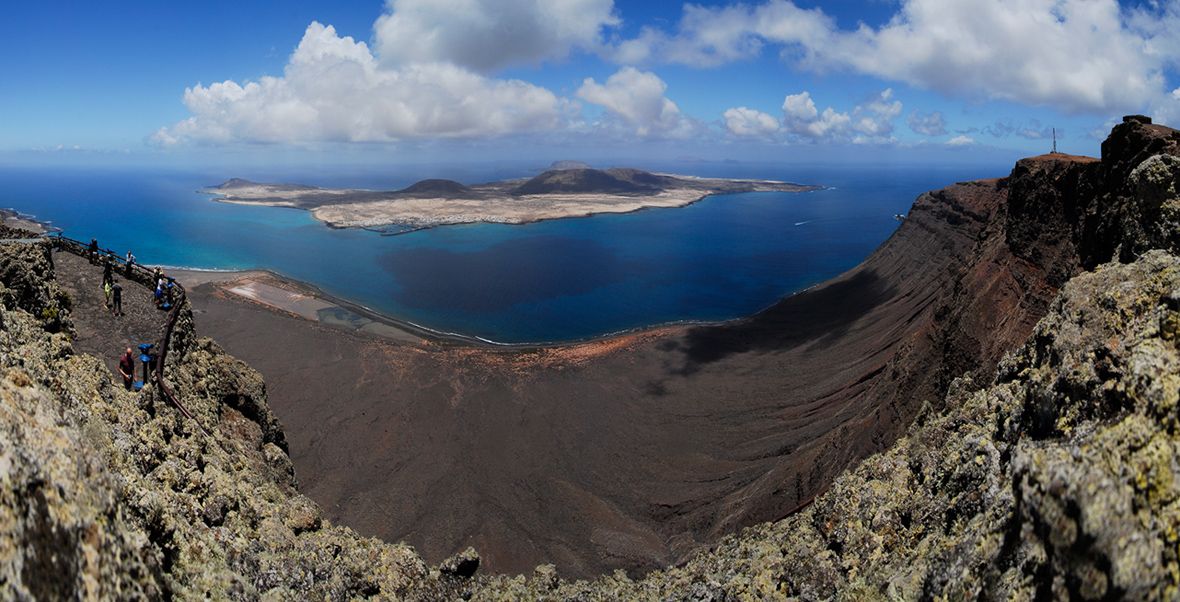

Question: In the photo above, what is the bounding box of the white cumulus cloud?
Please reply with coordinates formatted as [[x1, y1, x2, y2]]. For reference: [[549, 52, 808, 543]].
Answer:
[[779, 89, 901, 143], [946, 135, 975, 146], [850, 89, 902, 138], [154, 22, 566, 145], [723, 107, 780, 137], [782, 91, 819, 122], [576, 67, 692, 137], [374, 0, 618, 72], [613, 0, 1175, 114], [907, 111, 947, 137]]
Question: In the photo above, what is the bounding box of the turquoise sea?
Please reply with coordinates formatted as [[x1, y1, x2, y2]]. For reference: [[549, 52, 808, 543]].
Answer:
[[0, 163, 1003, 343]]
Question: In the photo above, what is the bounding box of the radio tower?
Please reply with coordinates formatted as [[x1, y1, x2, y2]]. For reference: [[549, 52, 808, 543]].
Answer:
[[1052, 128, 1057, 154]]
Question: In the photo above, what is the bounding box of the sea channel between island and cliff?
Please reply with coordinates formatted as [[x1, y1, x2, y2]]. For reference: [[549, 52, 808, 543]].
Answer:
[[0, 163, 1006, 344]]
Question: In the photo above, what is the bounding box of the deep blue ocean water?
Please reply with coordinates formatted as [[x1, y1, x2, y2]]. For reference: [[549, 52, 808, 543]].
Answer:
[[0, 163, 1004, 343]]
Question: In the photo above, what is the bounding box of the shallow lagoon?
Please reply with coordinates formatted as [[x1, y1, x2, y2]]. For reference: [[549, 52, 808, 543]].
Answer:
[[0, 163, 1002, 343]]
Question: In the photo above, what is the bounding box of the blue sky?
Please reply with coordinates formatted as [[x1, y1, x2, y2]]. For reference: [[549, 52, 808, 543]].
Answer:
[[3, 0, 1180, 168]]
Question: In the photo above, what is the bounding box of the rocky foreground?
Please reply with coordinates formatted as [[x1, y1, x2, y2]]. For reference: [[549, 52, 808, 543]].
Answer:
[[3, 116, 1180, 599]]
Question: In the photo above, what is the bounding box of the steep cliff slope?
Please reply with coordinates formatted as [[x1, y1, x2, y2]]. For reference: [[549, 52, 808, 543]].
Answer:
[[479, 249, 1180, 599], [5, 116, 1180, 599], [178, 119, 1180, 579], [0, 242, 470, 599], [464, 116, 1180, 599]]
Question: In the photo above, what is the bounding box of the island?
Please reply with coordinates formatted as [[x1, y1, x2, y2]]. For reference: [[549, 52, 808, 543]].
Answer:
[[205, 165, 820, 232]]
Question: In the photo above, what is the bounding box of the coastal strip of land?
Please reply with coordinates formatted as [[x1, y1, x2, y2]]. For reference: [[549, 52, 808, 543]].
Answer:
[[206, 166, 820, 231], [0, 209, 48, 234], [170, 267, 688, 353], [171, 269, 455, 346]]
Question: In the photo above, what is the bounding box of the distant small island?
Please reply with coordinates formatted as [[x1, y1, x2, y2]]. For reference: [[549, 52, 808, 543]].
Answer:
[[205, 165, 820, 232]]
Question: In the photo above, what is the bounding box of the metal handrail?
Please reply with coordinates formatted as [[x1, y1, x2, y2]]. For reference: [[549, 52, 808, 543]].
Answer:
[[48, 233, 208, 435]]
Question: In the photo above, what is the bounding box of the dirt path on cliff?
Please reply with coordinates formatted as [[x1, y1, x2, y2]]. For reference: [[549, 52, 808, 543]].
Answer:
[[53, 251, 166, 382]]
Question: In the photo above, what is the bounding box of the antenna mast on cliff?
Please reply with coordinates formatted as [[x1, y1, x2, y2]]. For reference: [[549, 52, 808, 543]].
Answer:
[[1052, 128, 1057, 154]]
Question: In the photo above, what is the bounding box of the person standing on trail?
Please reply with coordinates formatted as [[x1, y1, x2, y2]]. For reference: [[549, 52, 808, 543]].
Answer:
[[88, 238, 98, 263], [103, 279, 113, 308], [111, 281, 123, 316], [125, 250, 135, 277], [102, 256, 113, 286], [118, 348, 135, 390]]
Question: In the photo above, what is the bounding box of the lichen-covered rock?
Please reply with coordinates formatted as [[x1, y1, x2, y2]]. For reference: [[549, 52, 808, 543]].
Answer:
[[471, 252, 1180, 599], [441, 546, 481, 578], [0, 243, 467, 600], [1126, 153, 1180, 257], [0, 241, 71, 333]]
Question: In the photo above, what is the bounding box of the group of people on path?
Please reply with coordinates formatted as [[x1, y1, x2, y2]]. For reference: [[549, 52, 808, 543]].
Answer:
[[153, 267, 176, 309], [101, 254, 123, 317], [89, 238, 178, 315], [85, 239, 179, 391]]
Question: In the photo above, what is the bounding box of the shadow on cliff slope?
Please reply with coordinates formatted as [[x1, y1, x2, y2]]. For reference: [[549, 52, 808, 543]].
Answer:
[[673, 270, 894, 371], [470, 114, 1180, 597], [181, 119, 1180, 579]]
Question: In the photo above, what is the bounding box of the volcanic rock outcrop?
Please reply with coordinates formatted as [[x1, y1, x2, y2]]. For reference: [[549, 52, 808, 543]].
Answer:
[[0, 241, 470, 599], [508, 167, 686, 196], [396, 179, 474, 198]]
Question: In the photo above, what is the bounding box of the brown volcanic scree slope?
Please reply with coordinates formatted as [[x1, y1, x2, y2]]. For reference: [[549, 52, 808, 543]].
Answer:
[[183, 117, 1180, 578], [11, 117, 1180, 599]]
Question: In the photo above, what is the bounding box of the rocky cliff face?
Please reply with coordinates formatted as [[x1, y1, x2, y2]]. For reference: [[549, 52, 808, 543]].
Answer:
[[4, 117, 1180, 599], [477, 251, 1180, 600], [473, 118, 1180, 598], [0, 242, 472, 599]]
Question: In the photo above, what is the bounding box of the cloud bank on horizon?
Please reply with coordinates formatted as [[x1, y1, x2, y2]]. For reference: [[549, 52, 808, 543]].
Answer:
[[153, 0, 1180, 150]]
